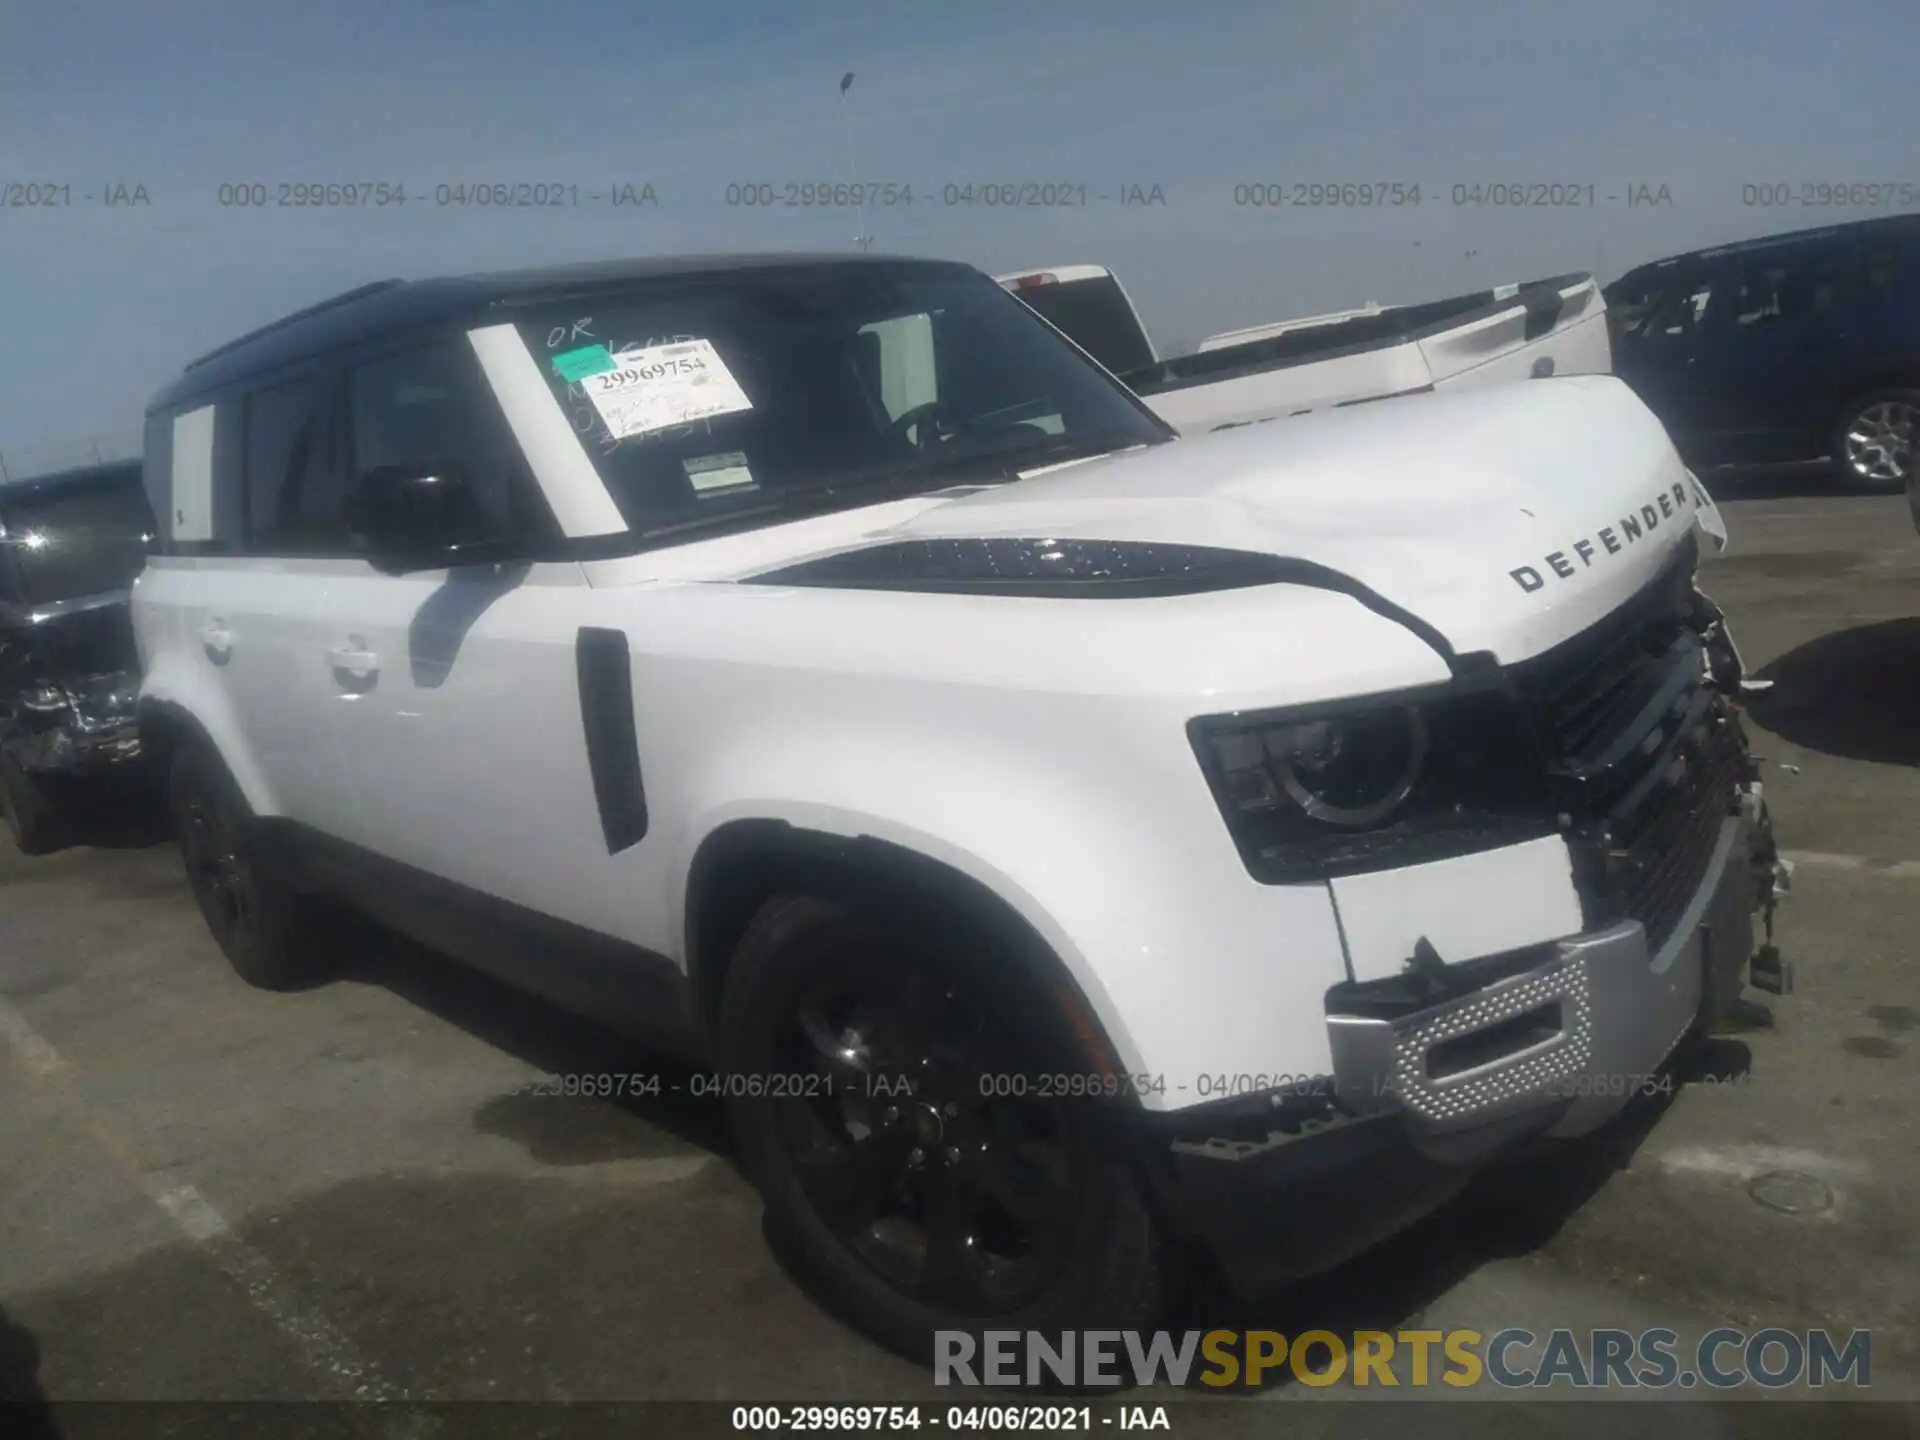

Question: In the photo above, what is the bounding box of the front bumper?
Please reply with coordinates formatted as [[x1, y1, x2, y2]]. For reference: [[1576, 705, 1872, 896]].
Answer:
[[5, 709, 143, 777], [1141, 786, 1784, 1294]]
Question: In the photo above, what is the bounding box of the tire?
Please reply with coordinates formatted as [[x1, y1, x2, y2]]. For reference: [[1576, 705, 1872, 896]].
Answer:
[[0, 753, 67, 856], [718, 892, 1166, 1375], [169, 743, 320, 991], [1829, 388, 1920, 492]]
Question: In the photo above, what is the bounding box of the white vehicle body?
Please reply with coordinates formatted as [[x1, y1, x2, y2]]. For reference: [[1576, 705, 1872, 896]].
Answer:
[[1196, 299, 1386, 351], [994, 264, 1730, 559], [131, 254, 1784, 1315], [996, 264, 1613, 435]]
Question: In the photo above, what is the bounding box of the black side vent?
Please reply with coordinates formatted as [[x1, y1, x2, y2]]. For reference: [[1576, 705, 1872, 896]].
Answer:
[[575, 627, 648, 854]]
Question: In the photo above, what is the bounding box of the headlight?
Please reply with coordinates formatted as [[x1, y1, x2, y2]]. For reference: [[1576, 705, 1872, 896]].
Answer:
[[1194, 688, 1560, 884], [20, 682, 70, 714], [1203, 705, 1428, 829]]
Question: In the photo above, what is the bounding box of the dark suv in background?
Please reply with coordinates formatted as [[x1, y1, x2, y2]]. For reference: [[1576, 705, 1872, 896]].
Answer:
[[1606, 214, 1920, 491], [0, 460, 152, 852]]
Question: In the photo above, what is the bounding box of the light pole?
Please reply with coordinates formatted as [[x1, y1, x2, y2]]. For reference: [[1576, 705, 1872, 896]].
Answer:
[[839, 71, 872, 252]]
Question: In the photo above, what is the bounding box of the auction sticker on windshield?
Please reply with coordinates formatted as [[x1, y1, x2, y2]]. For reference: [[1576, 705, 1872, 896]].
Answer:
[[581, 339, 754, 439]]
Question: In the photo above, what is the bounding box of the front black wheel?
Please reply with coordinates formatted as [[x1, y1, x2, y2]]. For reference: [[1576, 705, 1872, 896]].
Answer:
[[169, 744, 320, 990], [719, 893, 1166, 1370], [0, 753, 67, 856]]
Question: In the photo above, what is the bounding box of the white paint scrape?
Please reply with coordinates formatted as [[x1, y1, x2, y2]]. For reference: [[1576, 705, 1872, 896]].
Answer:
[[1656, 1144, 1869, 1183]]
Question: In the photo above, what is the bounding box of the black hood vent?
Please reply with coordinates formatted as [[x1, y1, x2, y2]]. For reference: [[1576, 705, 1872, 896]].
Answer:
[[748, 536, 1463, 669]]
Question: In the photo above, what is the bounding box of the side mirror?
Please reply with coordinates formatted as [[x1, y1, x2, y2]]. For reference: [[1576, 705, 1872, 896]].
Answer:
[[349, 462, 497, 573]]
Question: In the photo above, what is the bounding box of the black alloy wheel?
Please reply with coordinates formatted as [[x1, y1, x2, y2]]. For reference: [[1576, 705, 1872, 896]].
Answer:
[[720, 894, 1166, 1365], [772, 944, 1086, 1316], [169, 746, 315, 990]]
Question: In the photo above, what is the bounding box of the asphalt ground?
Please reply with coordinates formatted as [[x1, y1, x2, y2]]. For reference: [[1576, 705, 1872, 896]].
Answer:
[[2, 476, 1917, 1435]]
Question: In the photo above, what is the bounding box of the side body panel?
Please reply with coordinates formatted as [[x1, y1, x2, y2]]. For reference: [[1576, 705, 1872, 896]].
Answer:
[[294, 564, 1458, 1104], [135, 556, 363, 838], [318, 559, 645, 944]]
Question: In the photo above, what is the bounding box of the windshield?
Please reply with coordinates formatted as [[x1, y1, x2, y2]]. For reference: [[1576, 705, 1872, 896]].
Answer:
[[513, 265, 1170, 539], [1006, 275, 1159, 376], [2, 468, 151, 609]]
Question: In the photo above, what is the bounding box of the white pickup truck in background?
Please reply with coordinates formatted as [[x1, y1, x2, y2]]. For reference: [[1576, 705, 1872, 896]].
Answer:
[[995, 263, 1614, 435]]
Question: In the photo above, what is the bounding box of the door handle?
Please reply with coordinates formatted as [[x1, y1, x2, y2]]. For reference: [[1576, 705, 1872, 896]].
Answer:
[[198, 618, 234, 661], [326, 638, 380, 682]]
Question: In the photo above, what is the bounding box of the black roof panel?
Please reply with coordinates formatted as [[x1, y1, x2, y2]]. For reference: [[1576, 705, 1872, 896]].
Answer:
[[1, 458, 143, 504], [1612, 213, 1920, 287], [149, 251, 976, 415]]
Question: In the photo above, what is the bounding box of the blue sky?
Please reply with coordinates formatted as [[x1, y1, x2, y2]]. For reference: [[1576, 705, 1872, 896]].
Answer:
[[1, 0, 1914, 475]]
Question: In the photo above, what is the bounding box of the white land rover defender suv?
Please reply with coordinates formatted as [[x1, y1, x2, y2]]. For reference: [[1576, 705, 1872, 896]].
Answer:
[[132, 254, 1789, 1361]]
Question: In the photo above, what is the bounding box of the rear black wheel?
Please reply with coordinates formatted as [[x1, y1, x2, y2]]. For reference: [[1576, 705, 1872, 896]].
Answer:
[[170, 744, 320, 990], [719, 893, 1165, 1370], [0, 753, 67, 856]]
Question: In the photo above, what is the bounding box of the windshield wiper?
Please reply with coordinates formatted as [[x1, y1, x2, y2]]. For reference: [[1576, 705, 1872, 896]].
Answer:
[[1009, 430, 1165, 472], [629, 469, 956, 544]]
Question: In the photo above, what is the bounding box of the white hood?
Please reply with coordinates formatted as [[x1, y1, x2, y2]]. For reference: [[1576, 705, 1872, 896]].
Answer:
[[878, 374, 1700, 664]]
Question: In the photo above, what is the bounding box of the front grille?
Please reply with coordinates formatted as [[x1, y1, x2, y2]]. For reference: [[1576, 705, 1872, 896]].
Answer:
[[1511, 537, 1742, 952], [1590, 708, 1743, 950], [1520, 537, 1697, 776]]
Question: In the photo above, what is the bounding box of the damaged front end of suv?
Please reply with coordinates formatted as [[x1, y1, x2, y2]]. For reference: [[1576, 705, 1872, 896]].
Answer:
[[0, 462, 152, 853]]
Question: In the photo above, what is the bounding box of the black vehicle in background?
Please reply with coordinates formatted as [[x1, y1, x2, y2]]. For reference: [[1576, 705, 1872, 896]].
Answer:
[[1606, 214, 1920, 491], [0, 460, 152, 852]]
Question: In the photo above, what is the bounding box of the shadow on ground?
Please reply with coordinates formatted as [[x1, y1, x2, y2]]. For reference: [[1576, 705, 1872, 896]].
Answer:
[[314, 907, 732, 1161], [1177, 1076, 1688, 1394], [1694, 460, 1875, 502], [2, 1164, 919, 1405], [0, 1302, 58, 1437], [1745, 618, 1920, 767]]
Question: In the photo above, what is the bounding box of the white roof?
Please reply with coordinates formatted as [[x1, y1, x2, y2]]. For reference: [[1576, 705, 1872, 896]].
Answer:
[[991, 264, 1115, 286]]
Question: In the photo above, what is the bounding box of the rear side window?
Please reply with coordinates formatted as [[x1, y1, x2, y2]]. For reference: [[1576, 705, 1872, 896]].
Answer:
[[1640, 277, 1713, 342], [1862, 239, 1908, 292], [1722, 247, 1851, 330], [243, 379, 345, 555]]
